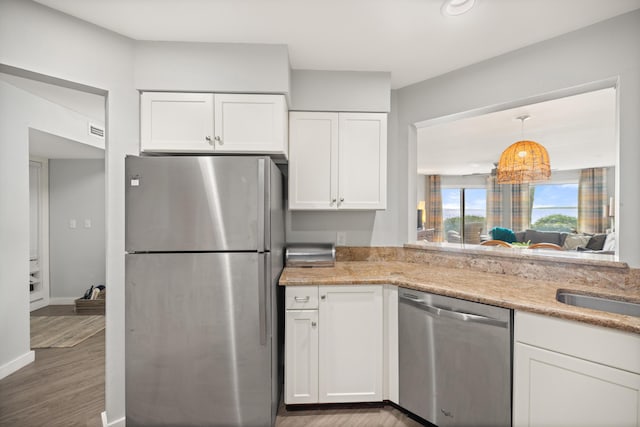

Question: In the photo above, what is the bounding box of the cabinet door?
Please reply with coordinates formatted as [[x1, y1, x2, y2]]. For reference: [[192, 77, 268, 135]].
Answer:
[[214, 94, 287, 156], [318, 285, 383, 403], [140, 92, 215, 152], [289, 112, 338, 210], [514, 342, 640, 427], [285, 310, 319, 404], [337, 113, 387, 210]]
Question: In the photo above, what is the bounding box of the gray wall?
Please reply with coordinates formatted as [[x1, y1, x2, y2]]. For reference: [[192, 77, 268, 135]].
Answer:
[[49, 159, 105, 300], [396, 10, 640, 267], [134, 41, 290, 95], [290, 70, 391, 112]]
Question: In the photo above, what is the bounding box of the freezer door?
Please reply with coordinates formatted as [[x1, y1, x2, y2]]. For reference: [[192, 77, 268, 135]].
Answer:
[[126, 252, 273, 427], [125, 156, 270, 252]]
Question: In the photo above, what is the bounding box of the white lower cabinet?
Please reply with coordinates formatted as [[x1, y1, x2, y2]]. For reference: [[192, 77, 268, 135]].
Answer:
[[514, 312, 640, 427], [284, 285, 384, 404], [285, 310, 319, 404]]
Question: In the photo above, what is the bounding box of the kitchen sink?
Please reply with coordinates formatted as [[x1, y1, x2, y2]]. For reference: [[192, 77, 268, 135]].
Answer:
[[556, 291, 640, 318]]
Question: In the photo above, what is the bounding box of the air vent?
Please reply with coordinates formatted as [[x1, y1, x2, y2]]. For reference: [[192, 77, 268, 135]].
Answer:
[[88, 123, 105, 139]]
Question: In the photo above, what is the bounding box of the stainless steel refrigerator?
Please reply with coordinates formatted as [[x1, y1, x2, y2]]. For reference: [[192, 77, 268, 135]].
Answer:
[[125, 155, 285, 427]]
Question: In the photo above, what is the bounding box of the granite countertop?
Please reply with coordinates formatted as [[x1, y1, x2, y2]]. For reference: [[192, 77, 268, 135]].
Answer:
[[279, 261, 640, 334]]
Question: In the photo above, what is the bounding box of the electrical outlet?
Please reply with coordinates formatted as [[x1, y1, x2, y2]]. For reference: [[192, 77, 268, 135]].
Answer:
[[69, 219, 77, 229], [336, 232, 347, 246], [84, 219, 92, 228]]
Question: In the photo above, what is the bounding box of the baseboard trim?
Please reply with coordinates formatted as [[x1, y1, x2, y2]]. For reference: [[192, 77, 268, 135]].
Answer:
[[48, 297, 76, 305], [101, 411, 125, 427], [0, 350, 35, 380]]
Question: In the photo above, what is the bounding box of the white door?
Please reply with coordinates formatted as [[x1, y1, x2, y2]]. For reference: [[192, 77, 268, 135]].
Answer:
[[140, 92, 215, 152], [289, 112, 339, 210], [285, 310, 319, 404], [514, 342, 640, 427], [213, 94, 287, 156], [318, 285, 383, 403], [338, 113, 387, 210]]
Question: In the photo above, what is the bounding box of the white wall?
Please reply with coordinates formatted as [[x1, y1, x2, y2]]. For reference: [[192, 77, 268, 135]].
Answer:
[[49, 159, 105, 303], [0, 1, 138, 424], [290, 70, 391, 112], [396, 10, 640, 267], [0, 71, 105, 122], [134, 41, 291, 95], [0, 77, 106, 379]]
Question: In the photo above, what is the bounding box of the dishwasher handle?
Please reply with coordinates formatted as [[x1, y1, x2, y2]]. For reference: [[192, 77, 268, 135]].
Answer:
[[400, 293, 508, 328]]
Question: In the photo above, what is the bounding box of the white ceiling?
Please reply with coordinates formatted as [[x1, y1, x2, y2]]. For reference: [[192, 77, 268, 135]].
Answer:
[[416, 88, 616, 176], [33, 0, 640, 89]]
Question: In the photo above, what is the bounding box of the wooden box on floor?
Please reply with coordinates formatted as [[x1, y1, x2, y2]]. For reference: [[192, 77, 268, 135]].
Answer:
[[74, 296, 105, 315]]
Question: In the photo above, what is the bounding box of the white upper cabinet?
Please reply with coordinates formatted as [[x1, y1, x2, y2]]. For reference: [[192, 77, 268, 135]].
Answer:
[[288, 111, 387, 210], [140, 92, 287, 157], [141, 92, 215, 152], [288, 112, 338, 210], [214, 94, 287, 155], [338, 113, 387, 210]]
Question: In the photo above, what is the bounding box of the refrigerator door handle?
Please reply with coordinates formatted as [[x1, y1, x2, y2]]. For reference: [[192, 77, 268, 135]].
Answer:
[[258, 255, 267, 346], [257, 158, 265, 253]]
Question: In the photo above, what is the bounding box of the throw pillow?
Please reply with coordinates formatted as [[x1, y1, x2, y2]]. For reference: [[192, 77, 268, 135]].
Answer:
[[602, 232, 616, 252], [563, 234, 591, 250], [490, 227, 517, 243], [586, 233, 607, 251]]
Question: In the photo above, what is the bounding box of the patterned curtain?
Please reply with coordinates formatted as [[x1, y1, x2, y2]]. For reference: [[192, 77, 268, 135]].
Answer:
[[425, 175, 444, 242], [485, 175, 502, 232], [578, 168, 607, 233], [511, 183, 531, 232]]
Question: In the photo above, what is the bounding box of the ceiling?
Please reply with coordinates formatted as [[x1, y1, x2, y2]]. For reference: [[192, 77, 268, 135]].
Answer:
[[416, 88, 616, 176], [33, 0, 640, 89]]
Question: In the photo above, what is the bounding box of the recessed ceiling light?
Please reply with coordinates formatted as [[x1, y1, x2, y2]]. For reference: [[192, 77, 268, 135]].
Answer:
[[441, 0, 477, 17]]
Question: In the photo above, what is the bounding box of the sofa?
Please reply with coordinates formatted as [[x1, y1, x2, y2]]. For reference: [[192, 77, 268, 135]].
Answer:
[[491, 227, 615, 253]]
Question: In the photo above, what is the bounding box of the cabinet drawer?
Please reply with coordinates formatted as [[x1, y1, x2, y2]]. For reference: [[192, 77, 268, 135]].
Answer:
[[286, 286, 319, 309]]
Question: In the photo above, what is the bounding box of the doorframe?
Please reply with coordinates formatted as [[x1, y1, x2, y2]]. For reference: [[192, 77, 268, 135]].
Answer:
[[29, 156, 50, 311]]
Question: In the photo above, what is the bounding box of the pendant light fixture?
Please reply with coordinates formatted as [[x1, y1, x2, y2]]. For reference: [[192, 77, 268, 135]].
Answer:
[[496, 115, 551, 184]]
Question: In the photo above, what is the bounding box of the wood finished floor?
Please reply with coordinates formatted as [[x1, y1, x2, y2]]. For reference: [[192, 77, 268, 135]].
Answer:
[[1, 306, 425, 427], [0, 305, 104, 427]]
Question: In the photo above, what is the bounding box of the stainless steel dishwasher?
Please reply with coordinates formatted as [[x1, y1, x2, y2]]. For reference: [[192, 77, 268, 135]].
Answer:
[[399, 289, 512, 427]]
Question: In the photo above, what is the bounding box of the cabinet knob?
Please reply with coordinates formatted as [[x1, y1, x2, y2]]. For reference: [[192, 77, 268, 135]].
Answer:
[[311, 322, 317, 327], [215, 136, 223, 145], [340, 198, 345, 202], [331, 198, 337, 206], [205, 136, 212, 144], [321, 295, 326, 300]]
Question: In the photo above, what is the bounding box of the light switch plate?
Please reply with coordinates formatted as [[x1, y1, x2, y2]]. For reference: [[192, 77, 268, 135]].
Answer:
[[336, 232, 347, 246], [69, 219, 77, 229]]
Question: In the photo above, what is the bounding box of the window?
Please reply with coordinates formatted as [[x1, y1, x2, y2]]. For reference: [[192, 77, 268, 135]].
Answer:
[[442, 187, 487, 243], [530, 183, 578, 232]]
